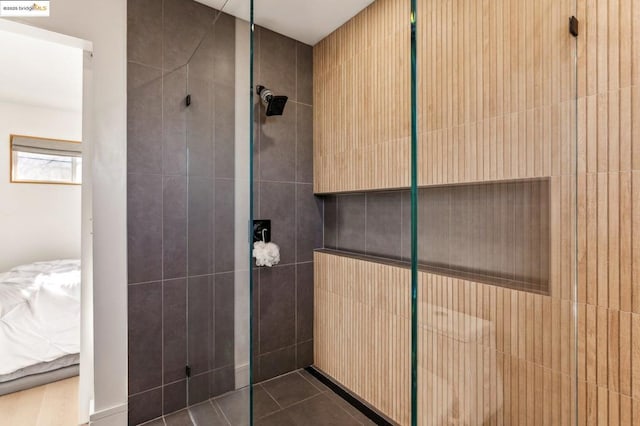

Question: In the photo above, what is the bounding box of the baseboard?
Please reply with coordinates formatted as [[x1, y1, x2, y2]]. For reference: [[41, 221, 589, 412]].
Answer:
[[89, 402, 127, 426], [235, 362, 249, 389]]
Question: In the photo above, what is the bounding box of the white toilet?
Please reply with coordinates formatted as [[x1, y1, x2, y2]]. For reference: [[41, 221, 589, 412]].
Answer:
[[420, 303, 503, 425]]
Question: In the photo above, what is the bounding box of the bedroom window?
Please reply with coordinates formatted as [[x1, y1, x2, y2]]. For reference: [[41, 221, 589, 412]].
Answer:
[[10, 135, 82, 185]]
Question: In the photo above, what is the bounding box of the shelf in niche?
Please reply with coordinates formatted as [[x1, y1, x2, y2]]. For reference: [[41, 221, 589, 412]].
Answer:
[[316, 249, 550, 296], [320, 178, 551, 295]]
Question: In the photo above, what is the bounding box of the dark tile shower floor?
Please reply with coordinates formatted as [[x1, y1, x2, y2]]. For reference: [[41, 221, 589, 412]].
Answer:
[[140, 369, 376, 426]]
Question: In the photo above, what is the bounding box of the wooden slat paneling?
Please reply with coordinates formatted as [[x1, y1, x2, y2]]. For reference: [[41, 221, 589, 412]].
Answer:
[[314, 252, 411, 425], [313, 0, 640, 424], [313, 0, 411, 193], [314, 251, 578, 425]]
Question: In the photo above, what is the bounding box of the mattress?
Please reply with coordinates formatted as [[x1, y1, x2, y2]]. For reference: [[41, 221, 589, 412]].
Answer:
[[0, 260, 80, 384]]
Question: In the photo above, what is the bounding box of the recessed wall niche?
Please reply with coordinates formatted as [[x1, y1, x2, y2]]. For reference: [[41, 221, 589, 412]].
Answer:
[[323, 178, 550, 294]]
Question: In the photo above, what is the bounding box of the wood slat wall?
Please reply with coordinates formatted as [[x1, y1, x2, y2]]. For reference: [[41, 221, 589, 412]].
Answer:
[[313, 0, 640, 424], [314, 252, 412, 425], [315, 251, 576, 425], [313, 0, 411, 193], [576, 0, 640, 423]]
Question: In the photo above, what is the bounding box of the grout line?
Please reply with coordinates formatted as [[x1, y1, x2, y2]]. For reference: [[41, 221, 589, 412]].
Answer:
[[294, 184, 299, 368], [273, 391, 323, 411], [212, 398, 232, 426], [259, 383, 285, 410], [207, 398, 231, 425], [128, 384, 163, 398], [296, 369, 327, 393]]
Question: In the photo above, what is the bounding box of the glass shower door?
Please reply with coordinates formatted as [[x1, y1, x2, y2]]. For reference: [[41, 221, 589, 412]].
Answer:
[[183, 1, 252, 420], [414, 0, 579, 424]]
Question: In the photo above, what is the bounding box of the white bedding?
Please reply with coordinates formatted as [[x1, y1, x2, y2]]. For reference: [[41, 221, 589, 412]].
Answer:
[[0, 260, 80, 379]]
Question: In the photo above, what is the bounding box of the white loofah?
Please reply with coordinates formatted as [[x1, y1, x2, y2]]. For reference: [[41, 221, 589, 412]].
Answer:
[[252, 241, 281, 267]]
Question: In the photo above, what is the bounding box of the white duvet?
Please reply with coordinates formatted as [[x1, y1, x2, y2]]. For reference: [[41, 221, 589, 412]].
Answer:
[[0, 260, 80, 376]]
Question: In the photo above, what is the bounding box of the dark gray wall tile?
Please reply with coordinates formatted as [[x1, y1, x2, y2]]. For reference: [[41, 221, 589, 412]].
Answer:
[[448, 185, 473, 273], [163, 279, 187, 383], [163, 380, 187, 415], [164, 118, 187, 176], [212, 13, 236, 87], [164, 66, 188, 119], [128, 61, 161, 91], [128, 173, 163, 284], [188, 373, 210, 406], [188, 275, 212, 375], [252, 99, 262, 183], [252, 268, 260, 354], [188, 77, 214, 125], [259, 182, 296, 265], [259, 102, 296, 182], [214, 178, 235, 273], [296, 104, 313, 183], [257, 346, 296, 382], [296, 184, 323, 263], [214, 273, 234, 368], [163, 67, 188, 176], [128, 0, 162, 68], [259, 28, 296, 100], [323, 196, 337, 249], [259, 265, 295, 353], [209, 365, 235, 397], [251, 25, 316, 382], [336, 194, 366, 253], [129, 387, 162, 426], [128, 282, 163, 394], [328, 181, 550, 291], [296, 340, 313, 369], [214, 84, 235, 179], [164, 176, 188, 279], [187, 176, 214, 276], [163, 0, 216, 71], [188, 31, 215, 84], [127, 63, 162, 175], [400, 190, 411, 262], [296, 262, 313, 343], [296, 43, 313, 105], [365, 191, 402, 259], [186, 118, 214, 178]]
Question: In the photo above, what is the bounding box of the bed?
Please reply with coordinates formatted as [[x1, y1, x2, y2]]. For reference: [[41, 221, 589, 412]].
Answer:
[[0, 259, 80, 395]]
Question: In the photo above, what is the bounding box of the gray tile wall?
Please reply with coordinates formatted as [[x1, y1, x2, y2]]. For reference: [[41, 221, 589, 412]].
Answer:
[[128, 2, 320, 424], [252, 26, 321, 382], [127, 1, 237, 424], [324, 180, 550, 292]]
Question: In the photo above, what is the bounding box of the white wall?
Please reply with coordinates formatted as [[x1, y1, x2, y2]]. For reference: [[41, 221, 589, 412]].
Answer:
[[2, 0, 128, 424], [0, 102, 82, 272]]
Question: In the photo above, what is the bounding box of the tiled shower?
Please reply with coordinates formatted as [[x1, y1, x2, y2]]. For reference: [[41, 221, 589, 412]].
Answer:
[[126, 1, 321, 424], [124, 0, 640, 424]]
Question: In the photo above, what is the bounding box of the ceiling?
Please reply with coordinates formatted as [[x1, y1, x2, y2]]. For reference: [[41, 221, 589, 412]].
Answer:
[[0, 29, 82, 112], [195, 0, 374, 45]]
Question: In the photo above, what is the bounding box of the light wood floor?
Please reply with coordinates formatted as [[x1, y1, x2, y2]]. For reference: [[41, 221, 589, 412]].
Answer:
[[0, 376, 78, 426]]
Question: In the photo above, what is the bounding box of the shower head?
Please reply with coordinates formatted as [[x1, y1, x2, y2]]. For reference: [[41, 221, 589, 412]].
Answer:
[[257, 85, 288, 116]]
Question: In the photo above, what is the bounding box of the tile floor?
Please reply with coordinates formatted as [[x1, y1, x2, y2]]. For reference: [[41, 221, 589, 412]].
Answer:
[[141, 369, 376, 426]]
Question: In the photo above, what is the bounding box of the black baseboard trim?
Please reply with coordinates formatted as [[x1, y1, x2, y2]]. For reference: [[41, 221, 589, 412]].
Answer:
[[305, 366, 394, 426]]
